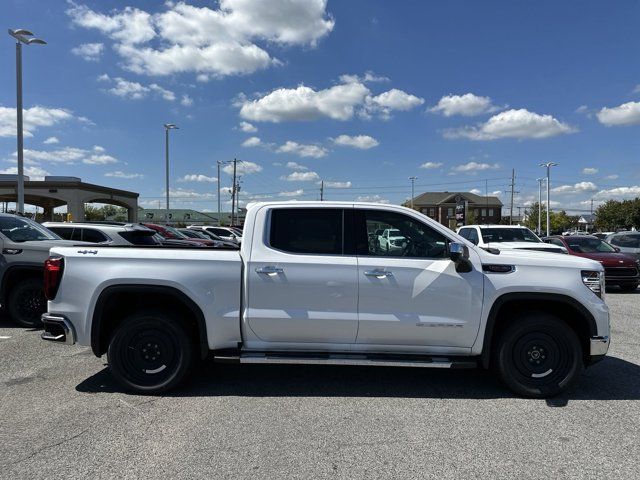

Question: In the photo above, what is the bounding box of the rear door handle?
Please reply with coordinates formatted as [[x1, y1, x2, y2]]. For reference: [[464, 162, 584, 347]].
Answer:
[[364, 270, 393, 278], [256, 266, 284, 275]]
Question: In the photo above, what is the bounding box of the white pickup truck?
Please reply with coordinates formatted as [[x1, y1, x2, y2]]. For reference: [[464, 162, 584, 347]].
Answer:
[[41, 202, 610, 398]]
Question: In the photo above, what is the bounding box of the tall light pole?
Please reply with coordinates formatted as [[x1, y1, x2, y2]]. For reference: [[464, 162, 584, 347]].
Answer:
[[9, 29, 46, 215], [409, 176, 417, 209], [164, 123, 178, 223], [537, 178, 544, 235], [216, 160, 223, 225], [539, 162, 558, 236]]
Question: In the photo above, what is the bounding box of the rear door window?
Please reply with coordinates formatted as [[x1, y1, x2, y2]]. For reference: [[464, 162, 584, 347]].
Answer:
[[81, 228, 109, 243], [269, 208, 343, 255]]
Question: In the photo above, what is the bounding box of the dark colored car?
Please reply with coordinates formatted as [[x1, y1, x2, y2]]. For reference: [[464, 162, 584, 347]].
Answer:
[[544, 235, 639, 292], [142, 223, 216, 247]]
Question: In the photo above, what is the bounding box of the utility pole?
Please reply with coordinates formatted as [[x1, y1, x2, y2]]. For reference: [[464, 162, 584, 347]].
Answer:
[[537, 178, 544, 235], [509, 169, 515, 225], [216, 161, 222, 224], [409, 176, 417, 209], [9, 29, 46, 215], [320, 180, 324, 201], [163, 123, 178, 223], [540, 162, 558, 237], [230, 158, 237, 226]]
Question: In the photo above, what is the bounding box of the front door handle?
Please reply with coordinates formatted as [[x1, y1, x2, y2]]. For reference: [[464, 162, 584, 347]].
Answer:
[[256, 266, 284, 275], [364, 270, 394, 278]]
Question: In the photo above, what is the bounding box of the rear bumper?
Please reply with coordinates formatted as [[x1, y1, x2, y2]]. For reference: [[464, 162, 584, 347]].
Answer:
[[41, 314, 76, 345]]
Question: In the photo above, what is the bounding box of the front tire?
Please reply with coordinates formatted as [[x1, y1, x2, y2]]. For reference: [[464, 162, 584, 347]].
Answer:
[[494, 313, 584, 398], [7, 278, 46, 328], [107, 312, 195, 394]]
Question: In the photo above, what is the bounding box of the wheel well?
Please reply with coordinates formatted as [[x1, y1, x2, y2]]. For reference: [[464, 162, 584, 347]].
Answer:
[[481, 294, 596, 369], [1, 267, 43, 304], [91, 286, 209, 359]]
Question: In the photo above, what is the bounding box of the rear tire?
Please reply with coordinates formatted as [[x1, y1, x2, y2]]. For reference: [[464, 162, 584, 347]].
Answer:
[[619, 283, 638, 293], [494, 313, 584, 398], [7, 278, 46, 328], [107, 311, 195, 394]]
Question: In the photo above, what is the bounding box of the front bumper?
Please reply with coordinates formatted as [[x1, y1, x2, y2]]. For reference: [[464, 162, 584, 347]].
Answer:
[[590, 335, 609, 356], [41, 314, 76, 345]]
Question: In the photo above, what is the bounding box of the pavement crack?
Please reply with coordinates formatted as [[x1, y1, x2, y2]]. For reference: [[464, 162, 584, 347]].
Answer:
[[5, 429, 89, 467]]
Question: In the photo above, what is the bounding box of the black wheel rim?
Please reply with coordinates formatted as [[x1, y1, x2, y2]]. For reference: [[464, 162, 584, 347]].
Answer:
[[16, 287, 46, 325], [511, 331, 572, 387], [117, 325, 180, 387]]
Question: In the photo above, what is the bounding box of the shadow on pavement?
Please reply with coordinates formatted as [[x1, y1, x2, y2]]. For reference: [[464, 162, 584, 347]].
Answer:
[[76, 355, 640, 404]]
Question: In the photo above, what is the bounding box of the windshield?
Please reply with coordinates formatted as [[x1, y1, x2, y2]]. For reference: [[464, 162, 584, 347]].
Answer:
[[0, 216, 60, 242], [481, 227, 541, 243], [163, 225, 188, 238], [611, 234, 640, 248], [389, 229, 402, 237], [566, 237, 616, 253]]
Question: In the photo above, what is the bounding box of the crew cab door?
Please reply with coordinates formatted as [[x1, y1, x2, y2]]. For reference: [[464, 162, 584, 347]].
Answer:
[[355, 209, 483, 349], [244, 207, 358, 345]]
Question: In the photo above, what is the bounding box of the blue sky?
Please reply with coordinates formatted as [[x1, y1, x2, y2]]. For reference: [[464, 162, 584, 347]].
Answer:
[[1, 0, 639, 214]]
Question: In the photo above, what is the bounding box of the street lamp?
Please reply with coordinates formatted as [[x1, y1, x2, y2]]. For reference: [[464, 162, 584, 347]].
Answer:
[[164, 123, 178, 223], [537, 178, 545, 235], [409, 176, 417, 209], [8, 28, 46, 215], [539, 162, 558, 236]]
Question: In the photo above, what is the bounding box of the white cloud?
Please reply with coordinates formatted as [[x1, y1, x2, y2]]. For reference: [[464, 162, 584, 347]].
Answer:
[[178, 174, 217, 183], [491, 190, 502, 196], [11, 146, 118, 166], [239, 121, 257, 133], [241, 136, 263, 147], [44, 136, 59, 145], [279, 189, 304, 197], [71, 42, 104, 61], [93, 145, 105, 153], [593, 186, 640, 200], [277, 141, 327, 158], [470, 188, 482, 195], [596, 101, 640, 126], [238, 78, 422, 122], [67, 1, 333, 78], [444, 109, 576, 140], [452, 162, 500, 172], [429, 93, 499, 117], [322, 181, 351, 188], [99, 74, 176, 102], [575, 105, 589, 114], [355, 194, 390, 204], [552, 182, 598, 194], [633, 85, 640, 94], [222, 160, 262, 175], [286, 161, 308, 170], [332, 134, 379, 149], [282, 171, 320, 182], [83, 154, 118, 165], [0, 165, 49, 181], [0, 106, 76, 137], [339, 72, 390, 84], [105, 170, 144, 179], [420, 161, 443, 169], [604, 174, 619, 180], [582, 167, 598, 175], [364, 89, 424, 119], [168, 187, 216, 200], [180, 94, 193, 107]]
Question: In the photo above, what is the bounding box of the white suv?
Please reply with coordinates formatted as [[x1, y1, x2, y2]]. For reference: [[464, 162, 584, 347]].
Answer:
[[457, 225, 566, 254], [378, 228, 406, 253], [43, 222, 159, 246]]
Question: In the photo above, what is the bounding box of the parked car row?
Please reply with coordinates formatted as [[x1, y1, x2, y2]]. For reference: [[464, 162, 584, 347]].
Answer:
[[457, 225, 566, 254]]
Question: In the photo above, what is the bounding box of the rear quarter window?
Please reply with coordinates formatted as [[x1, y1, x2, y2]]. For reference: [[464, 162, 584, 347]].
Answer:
[[269, 208, 343, 255]]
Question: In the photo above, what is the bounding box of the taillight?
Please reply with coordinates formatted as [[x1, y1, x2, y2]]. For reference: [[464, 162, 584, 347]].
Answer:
[[44, 256, 64, 300]]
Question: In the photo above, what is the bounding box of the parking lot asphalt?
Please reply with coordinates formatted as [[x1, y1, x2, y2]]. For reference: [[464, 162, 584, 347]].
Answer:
[[1, 291, 639, 480]]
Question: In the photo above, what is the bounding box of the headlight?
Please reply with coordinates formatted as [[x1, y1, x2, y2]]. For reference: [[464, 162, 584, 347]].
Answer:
[[582, 270, 605, 299]]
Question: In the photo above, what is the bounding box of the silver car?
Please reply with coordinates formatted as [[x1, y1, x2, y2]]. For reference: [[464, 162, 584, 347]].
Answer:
[[605, 231, 640, 260]]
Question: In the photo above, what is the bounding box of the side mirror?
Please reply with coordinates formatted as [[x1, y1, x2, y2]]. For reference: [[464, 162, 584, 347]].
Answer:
[[450, 242, 473, 273], [614, 247, 621, 253]]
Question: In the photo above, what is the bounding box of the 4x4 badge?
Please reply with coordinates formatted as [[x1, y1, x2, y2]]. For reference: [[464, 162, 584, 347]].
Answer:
[[77, 250, 98, 255]]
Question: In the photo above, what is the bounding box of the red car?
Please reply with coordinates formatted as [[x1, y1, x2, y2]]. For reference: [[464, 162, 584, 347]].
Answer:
[[142, 223, 217, 247], [544, 235, 640, 292]]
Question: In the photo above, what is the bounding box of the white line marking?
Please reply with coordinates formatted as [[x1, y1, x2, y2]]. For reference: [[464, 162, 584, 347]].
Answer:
[[0, 336, 11, 340]]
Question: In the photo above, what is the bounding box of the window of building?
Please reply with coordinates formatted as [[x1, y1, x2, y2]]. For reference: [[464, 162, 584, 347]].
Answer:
[[429, 208, 435, 217], [481, 208, 487, 217], [269, 208, 343, 255], [488, 208, 494, 216], [357, 209, 448, 259], [447, 207, 454, 217]]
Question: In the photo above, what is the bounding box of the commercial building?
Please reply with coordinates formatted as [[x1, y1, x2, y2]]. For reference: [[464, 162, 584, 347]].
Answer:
[[139, 208, 246, 225], [410, 191, 503, 229]]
